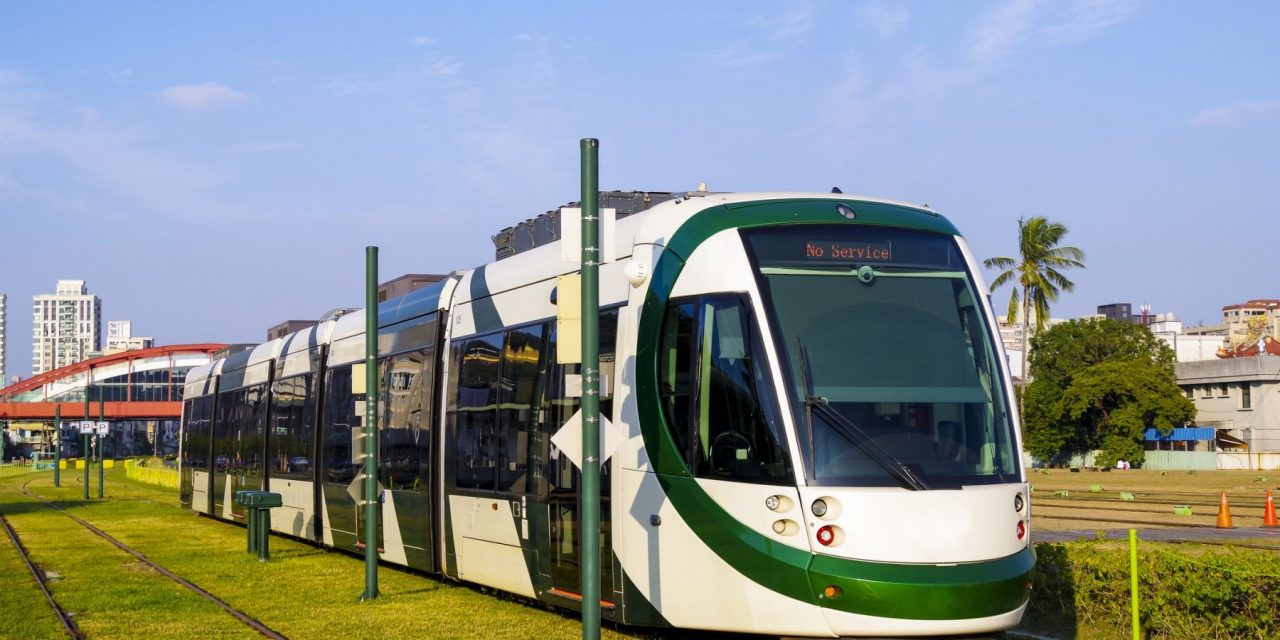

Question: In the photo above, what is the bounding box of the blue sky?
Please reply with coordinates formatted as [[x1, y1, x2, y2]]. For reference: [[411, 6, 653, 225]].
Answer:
[[1, 1, 1278, 379]]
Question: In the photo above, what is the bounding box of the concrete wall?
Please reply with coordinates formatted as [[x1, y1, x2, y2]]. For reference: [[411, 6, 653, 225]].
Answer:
[[1142, 451, 1219, 471], [1216, 452, 1280, 471]]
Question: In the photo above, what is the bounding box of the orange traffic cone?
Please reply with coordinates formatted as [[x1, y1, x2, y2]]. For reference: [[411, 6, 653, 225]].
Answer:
[[1264, 491, 1278, 528], [1216, 491, 1234, 529]]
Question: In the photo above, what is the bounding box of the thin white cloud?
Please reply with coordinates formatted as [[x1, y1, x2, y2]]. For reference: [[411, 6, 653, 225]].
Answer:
[[770, 4, 815, 41], [969, 0, 1038, 62], [231, 141, 303, 154], [705, 3, 816, 69], [823, 1, 1140, 145], [709, 46, 784, 68], [158, 81, 248, 110], [0, 79, 227, 219], [1042, 0, 1140, 45], [858, 2, 911, 38], [969, 0, 1138, 62], [412, 36, 437, 47], [0, 69, 22, 86], [429, 57, 462, 77], [108, 69, 134, 82], [1192, 100, 1280, 127]]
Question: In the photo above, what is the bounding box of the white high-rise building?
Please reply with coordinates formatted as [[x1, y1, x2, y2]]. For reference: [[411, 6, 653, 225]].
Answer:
[[0, 293, 7, 386], [32, 280, 102, 374], [106, 320, 154, 352]]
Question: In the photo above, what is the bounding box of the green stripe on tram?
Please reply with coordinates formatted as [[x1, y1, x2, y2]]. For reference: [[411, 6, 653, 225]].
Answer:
[[635, 198, 1031, 619]]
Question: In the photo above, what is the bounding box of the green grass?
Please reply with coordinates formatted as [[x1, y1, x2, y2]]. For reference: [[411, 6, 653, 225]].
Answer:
[[0, 509, 68, 640], [0, 469, 644, 640]]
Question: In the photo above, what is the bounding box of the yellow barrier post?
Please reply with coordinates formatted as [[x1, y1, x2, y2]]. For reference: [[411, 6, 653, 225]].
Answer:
[[1130, 529, 1140, 640]]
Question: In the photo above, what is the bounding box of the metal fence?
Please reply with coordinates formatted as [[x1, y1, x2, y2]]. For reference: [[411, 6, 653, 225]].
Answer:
[[124, 458, 179, 489]]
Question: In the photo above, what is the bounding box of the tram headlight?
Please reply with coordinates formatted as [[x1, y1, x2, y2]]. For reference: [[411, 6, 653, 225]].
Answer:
[[811, 499, 828, 518], [1015, 493, 1025, 513], [765, 495, 780, 511]]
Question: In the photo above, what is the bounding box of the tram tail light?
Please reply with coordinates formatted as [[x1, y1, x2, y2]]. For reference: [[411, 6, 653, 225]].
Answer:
[[1016, 521, 1027, 541], [816, 525, 841, 547]]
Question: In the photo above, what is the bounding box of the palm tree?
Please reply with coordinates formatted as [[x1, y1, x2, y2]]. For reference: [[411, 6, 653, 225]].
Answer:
[[984, 217, 1086, 387]]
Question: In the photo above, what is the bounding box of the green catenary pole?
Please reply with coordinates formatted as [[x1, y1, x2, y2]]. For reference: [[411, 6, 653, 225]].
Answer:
[[53, 404, 61, 486], [83, 386, 90, 500], [361, 245, 380, 601], [579, 137, 601, 640], [1129, 529, 1140, 640], [97, 395, 104, 499]]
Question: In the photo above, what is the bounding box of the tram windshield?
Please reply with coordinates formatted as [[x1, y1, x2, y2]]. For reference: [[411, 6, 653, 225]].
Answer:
[[743, 224, 1019, 488]]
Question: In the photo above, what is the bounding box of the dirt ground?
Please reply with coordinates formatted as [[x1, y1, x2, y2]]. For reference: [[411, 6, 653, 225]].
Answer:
[[1028, 468, 1280, 533]]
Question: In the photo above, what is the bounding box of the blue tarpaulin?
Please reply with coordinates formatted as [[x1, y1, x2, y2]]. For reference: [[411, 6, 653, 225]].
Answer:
[[1143, 427, 1215, 442]]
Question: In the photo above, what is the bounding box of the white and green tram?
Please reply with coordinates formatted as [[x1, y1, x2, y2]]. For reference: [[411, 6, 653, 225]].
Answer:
[[180, 191, 1033, 637]]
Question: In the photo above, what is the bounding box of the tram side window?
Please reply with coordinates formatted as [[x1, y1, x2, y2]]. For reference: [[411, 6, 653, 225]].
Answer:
[[322, 365, 358, 485], [269, 374, 316, 480], [214, 389, 240, 472], [660, 303, 697, 459], [183, 396, 213, 468], [236, 385, 268, 481], [497, 325, 545, 493], [660, 295, 792, 484], [452, 333, 503, 491], [381, 348, 433, 491], [542, 310, 619, 494]]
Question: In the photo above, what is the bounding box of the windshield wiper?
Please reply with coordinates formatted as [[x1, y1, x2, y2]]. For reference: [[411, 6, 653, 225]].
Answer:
[[794, 339, 930, 492], [807, 399, 930, 491]]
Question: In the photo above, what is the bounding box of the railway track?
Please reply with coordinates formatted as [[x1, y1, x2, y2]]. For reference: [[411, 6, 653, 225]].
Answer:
[[1033, 510, 1221, 529], [0, 511, 84, 639], [17, 479, 288, 640]]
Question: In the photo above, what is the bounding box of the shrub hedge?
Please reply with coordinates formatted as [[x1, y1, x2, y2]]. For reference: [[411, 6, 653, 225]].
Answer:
[[1026, 540, 1279, 639]]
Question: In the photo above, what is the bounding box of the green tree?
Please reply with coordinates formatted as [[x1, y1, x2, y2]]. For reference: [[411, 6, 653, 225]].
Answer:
[[1022, 319, 1196, 466], [983, 217, 1086, 385]]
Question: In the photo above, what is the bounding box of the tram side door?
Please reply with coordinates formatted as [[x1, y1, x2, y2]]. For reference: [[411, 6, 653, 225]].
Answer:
[[539, 312, 618, 605]]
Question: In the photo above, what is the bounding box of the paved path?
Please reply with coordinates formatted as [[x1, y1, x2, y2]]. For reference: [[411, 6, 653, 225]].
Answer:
[[1035, 526, 1280, 543]]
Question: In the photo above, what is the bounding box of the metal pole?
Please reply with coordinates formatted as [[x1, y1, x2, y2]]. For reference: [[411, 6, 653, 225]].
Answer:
[[361, 246, 380, 601], [54, 405, 61, 486], [83, 387, 90, 501], [579, 137, 601, 640], [1129, 528, 1140, 640], [97, 395, 105, 499]]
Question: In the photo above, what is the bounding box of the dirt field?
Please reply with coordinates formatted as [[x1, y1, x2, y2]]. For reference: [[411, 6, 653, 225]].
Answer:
[[1029, 468, 1280, 534]]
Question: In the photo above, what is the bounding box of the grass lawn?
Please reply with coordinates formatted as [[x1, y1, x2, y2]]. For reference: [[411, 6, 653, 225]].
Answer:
[[0, 469, 644, 640]]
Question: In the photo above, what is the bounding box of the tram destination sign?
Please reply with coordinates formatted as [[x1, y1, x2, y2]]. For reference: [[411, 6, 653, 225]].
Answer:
[[802, 239, 892, 262]]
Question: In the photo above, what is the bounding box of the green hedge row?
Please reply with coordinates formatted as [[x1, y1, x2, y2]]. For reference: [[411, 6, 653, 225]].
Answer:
[[1026, 540, 1279, 639]]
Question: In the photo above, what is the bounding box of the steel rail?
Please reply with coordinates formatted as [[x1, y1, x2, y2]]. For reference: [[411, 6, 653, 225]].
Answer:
[[0, 511, 85, 639], [20, 480, 288, 640]]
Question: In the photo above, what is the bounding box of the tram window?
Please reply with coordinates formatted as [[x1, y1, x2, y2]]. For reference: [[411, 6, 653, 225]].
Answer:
[[183, 395, 213, 468], [660, 303, 697, 461], [214, 389, 240, 472], [237, 385, 267, 481], [497, 325, 545, 493], [381, 348, 433, 491], [452, 333, 503, 491], [322, 365, 358, 485], [269, 373, 316, 480], [660, 295, 792, 484], [543, 310, 619, 493]]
